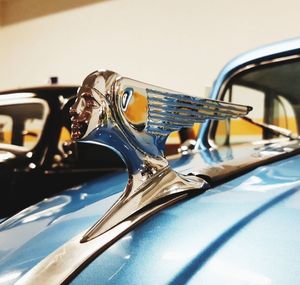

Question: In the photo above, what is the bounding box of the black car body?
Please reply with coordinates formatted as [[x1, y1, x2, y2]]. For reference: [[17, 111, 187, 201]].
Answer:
[[0, 86, 124, 218], [1, 38, 300, 285]]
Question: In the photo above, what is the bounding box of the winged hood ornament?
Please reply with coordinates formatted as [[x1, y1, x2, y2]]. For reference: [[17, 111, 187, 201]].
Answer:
[[70, 69, 252, 242]]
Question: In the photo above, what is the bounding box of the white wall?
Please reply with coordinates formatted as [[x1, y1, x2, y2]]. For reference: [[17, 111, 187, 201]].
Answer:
[[0, 0, 300, 96]]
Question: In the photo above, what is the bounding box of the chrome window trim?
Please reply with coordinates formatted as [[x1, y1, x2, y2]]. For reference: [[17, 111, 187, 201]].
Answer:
[[0, 96, 50, 151], [203, 54, 300, 148], [16, 194, 190, 285]]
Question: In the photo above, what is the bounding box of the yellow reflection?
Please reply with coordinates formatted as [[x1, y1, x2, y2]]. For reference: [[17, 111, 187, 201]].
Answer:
[[123, 91, 147, 125]]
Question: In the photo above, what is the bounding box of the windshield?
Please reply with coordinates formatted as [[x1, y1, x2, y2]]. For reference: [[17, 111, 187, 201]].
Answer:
[[0, 96, 49, 151], [213, 58, 300, 145]]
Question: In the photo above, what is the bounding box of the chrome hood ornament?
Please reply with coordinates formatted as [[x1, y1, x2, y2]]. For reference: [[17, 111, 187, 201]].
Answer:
[[70, 69, 252, 242], [14, 71, 252, 285]]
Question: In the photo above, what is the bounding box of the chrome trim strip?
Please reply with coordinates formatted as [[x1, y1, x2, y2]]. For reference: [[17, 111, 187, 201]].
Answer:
[[146, 89, 250, 136], [206, 54, 300, 146], [15, 70, 253, 284], [16, 194, 189, 285], [16, 140, 300, 285], [198, 140, 300, 184], [0, 92, 35, 100], [217, 54, 300, 104], [69, 70, 252, 239], [81, 166, 208, 241], [0, 97, 50, 151]]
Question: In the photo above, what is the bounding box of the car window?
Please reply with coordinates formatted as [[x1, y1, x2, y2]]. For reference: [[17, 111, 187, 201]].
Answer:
[[213, 59, 299, 146], [0, 115, 13, 144], [58, 126, 72, 153], [277, 95, 297, 132], [215, 86, 265, 145], [165, 124, 199, 155], [0, 97, 49, 150]]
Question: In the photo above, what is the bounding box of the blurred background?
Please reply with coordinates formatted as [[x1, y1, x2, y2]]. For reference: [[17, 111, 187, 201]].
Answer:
[[0, 0, 299, 96]]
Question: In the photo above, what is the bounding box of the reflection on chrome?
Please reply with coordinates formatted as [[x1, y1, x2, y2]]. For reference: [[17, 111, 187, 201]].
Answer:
[[0, 93, 35, 101], [0, 271, 22, 284], [16, 70, 252, 285], [121, 235, 132, 241], [69, 70, 251, 241]]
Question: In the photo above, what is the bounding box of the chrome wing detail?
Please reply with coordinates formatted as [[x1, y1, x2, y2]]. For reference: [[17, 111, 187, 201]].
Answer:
[[68, 69, 252, 240], [146, 88, 251, 136], [15, 70, 253, 285]]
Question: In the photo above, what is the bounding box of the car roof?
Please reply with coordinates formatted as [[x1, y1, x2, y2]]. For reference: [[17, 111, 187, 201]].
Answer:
[[197, 37, 300, 148], [210, 37, 300, 100], [0, 85, 79, 98]]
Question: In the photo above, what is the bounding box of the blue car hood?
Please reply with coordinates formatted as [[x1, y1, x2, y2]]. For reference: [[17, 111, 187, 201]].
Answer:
[[72, 155, 300, 285], [1, 155, 300, 284]]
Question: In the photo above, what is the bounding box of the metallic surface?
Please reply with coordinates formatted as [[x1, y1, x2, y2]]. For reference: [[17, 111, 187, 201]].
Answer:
[[197, 38, 300, 149], [145, 87, 250, 136], [0, 171, 127, 284], [81, 167, 208, 241], [1, 141, 300, 284], [174, 139, 300, 183], [70, 154, 300, 285], [69, 70, 251, 240], [15, 196, 185, 285], [2, 39, 300, 284], [242, 116, 300, 140]]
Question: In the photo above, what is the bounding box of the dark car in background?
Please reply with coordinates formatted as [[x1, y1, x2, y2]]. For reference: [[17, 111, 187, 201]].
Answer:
[[0, 85, 191, 219], [0, 86, 124, 218], [1, 38, 300, 285]]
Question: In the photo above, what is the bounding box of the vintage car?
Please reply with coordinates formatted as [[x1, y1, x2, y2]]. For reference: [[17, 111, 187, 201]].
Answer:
[[1, 37, 300, 284], [0, 85, 124, 219]]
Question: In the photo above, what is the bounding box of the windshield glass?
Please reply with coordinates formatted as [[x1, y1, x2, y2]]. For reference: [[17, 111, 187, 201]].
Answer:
[[0, 96, 49, 151], [213, 58, 300, 145]]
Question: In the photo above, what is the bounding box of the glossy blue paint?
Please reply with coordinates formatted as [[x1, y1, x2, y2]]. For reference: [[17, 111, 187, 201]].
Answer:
[[197, 37, 300, 149], [0, 38, 299, 285], [70, 154, 300, 285], [0, 171, 127, 284], [0, 144, 237, 283], [1, 142, 299, 284]]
